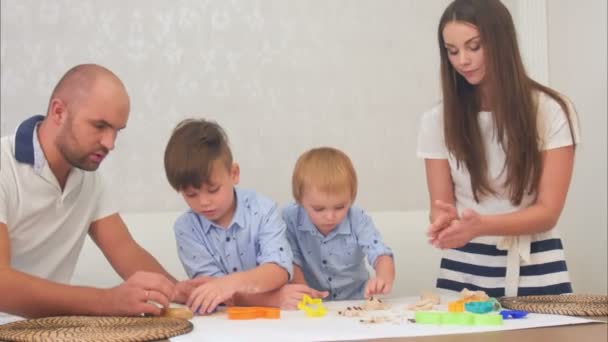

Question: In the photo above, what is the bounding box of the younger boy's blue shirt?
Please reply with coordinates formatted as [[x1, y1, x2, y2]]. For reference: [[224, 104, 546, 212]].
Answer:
[[282, 202, 393, 300], [174, 188, 293, 280]]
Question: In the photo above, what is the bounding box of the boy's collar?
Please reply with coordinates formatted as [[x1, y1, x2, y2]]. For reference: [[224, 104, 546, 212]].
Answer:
[[199, 187, 246, 233], [297, 205, 351, 237], [229, 187, 247, 228]]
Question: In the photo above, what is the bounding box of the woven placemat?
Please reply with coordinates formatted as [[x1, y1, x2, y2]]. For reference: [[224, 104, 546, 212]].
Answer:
[[0, 316, 193, 342], [500, 294, 608, 316]]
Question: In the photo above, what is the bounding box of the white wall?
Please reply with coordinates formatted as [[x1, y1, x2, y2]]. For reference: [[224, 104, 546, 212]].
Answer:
[[546, 0, 608, 295], [0, 0, 451, 212], [1, 0, 606, 295]]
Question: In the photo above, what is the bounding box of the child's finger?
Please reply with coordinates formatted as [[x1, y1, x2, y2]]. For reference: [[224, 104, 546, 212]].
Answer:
[[311, 289, 329, 298], [207, 296, 223, 314], [186, 289, 197, 308], [201, 301, 213, 315], [302, 285, 329, 299], [370, 281, 380, 295], [375, 282, 385, 295], [190, 296, 202, 315], [288, 297, 301, 310], [198, 293, 214, 315]]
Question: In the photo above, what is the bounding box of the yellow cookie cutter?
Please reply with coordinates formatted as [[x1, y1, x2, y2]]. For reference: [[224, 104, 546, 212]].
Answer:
[[297, 294, 327, 317]]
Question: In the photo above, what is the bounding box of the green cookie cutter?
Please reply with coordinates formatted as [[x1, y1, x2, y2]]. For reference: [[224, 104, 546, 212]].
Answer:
[[415, 311, 503, 326]]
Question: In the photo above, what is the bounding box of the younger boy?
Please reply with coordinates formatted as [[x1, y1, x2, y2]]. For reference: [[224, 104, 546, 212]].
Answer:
[[164, 118, 292, 314], [282, 147, 395, 302]]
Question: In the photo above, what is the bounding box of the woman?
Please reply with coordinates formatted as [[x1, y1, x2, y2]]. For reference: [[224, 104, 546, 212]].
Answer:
[[417, 0, 580, 297]]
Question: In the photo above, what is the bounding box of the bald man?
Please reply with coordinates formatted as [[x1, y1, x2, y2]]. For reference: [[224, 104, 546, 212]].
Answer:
[[0, 64, 202, 318]]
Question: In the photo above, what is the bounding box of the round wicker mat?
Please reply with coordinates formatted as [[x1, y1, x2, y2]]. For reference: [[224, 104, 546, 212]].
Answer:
[[0, 316, 193, 342], [500, 294, 608, 316]]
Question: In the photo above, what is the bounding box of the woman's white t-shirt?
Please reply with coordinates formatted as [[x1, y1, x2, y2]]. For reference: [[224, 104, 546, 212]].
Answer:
[[417, 92, 580, 297]]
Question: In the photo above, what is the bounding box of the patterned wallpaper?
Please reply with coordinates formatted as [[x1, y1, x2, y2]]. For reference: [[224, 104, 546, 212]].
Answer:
[[1, 0, 503, 212]]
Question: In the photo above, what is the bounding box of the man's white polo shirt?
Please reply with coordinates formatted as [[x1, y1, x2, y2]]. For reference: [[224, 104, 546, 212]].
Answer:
[[0, 115, 116, 284]]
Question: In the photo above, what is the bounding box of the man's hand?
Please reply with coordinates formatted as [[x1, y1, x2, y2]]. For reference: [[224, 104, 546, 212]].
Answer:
[[102, 271, 175, 316], [277, 284, 328, 310]]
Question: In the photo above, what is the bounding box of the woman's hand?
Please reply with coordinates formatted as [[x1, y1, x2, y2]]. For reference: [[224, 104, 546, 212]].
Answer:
[[432, 208, 482, 249], [427, 200, 460, 244]]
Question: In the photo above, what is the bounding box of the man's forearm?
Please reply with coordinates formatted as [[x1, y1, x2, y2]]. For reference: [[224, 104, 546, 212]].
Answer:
[[0, 268, 108, 318]]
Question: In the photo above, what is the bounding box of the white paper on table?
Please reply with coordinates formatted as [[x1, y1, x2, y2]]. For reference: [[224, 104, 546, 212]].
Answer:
[[170, 296, 601, 342]]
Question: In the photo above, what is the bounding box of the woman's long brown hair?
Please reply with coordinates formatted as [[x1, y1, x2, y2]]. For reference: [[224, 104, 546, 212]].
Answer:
[[438, 0, 577, 205]]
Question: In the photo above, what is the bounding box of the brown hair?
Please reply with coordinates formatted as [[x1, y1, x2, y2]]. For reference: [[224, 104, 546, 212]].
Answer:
[[164, 118, 233, 191], [438, 0, 577, 205], [292, 147, 358, 203]]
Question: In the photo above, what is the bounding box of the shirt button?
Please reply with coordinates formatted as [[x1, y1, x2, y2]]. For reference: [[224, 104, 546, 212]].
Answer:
[[279, 247, 284, 251], [233, 267, 238, 272], [322, 260, 327, 264], [226, 237, 231, 242]]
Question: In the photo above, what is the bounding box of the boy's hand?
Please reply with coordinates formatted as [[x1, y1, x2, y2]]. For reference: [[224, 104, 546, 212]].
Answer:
[[278, 284, 328, 310], [364, 276, 393, 298], [186, 277, 238, 315], [427, 200, 459, 244], [171, 276, 214, 304]]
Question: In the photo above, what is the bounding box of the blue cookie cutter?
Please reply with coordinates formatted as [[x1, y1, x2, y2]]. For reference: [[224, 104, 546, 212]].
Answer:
[[499, 309, 528, 319]]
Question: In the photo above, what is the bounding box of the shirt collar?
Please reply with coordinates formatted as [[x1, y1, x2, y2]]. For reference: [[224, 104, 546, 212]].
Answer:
[[199, 187, 246, 234], [296, 205, 352, 237], [32, 124, 46, 174], [14, 115, 45, 166]]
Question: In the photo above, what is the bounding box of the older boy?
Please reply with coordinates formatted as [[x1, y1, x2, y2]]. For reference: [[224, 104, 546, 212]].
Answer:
[[164, 118, 292, 314]]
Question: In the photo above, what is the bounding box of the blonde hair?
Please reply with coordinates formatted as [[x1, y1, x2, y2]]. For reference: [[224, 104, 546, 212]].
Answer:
[[292, 147, 357, 203]]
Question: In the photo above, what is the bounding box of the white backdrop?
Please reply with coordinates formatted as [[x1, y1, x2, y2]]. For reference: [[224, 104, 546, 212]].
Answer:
[[1, 0, 606, 294], [1, 0, 453, 212]]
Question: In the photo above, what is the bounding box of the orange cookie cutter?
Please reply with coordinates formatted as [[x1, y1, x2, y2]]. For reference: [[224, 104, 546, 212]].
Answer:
[[448, 298, 481, 312], [227, 306, 281, 320]]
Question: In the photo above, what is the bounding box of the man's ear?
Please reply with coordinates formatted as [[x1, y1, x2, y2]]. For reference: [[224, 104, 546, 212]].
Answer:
[[231, 162, 240, 185], [48, 98, 68, 125]]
